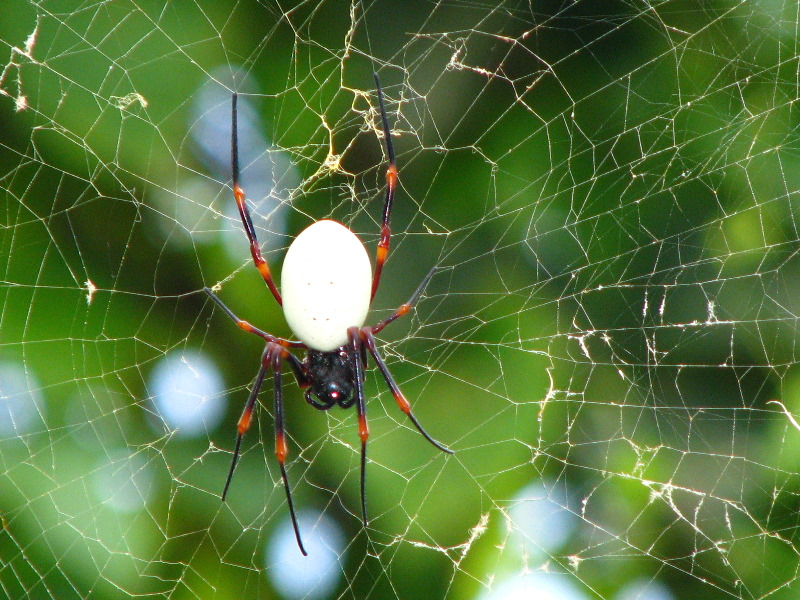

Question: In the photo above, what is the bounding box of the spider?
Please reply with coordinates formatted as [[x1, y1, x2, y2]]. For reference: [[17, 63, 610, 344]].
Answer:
[[204, 74, 452, 555]]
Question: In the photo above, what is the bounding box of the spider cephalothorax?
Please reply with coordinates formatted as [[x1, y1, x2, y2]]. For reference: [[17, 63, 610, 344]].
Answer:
[[204, 74, 451, 556]]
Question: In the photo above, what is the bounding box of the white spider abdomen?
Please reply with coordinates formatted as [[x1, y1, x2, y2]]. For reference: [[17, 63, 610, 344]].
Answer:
[[281, 220, 372, 351]]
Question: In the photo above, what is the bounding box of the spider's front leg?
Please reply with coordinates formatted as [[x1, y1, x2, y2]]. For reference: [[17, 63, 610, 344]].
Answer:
[[203, 287, 305, 348], [231, 93, 282, 305], [370, 73, 398, 301]]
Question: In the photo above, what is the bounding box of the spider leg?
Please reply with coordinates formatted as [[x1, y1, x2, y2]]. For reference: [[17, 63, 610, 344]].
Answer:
[[370, 267, 437, 335], [283, 350, 311, 389], [361, 330, 452, 454], [231, 93, 283, 306], [221, 350, 268, 502], [219, 342, 308, 555], [204, 287, 305, 348], [270, 344, 308, 556], [370, 73, 398, 301], [348, 327, 369, 527]]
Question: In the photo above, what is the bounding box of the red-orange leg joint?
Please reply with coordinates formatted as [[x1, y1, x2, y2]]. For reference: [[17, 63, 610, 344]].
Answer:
[[371, 225, 392, 300], [246, 241, 272, 284], [275, 432, 288, 463], [233, 184, 246, 207], [378, 225, 391, 255], [393, 390, 411, 415], [369, 304, 407, 335], [233, 183, 283, 306], [386, 164, 398, 188], [255, 259, 281, 304], [358, 413, 369, 444], [237, 410, 253, 435], [252, 252, 268, 272]]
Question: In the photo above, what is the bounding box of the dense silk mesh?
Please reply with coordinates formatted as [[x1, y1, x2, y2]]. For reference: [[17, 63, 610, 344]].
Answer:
[[1, 2, 800, 599]]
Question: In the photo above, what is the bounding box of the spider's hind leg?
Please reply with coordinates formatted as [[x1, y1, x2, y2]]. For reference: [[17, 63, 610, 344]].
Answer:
[[270, 344, 308, 556], [361, 267, 451, 453], [219, 341, 308, 556], [370, 73, 398, 301]]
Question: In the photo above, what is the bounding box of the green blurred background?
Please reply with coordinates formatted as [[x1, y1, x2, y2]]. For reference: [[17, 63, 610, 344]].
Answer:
[[2, 0, 800, 598]]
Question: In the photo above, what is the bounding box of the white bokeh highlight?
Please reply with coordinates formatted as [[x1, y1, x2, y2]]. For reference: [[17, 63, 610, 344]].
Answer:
[[509, 481, 579, 557], [475, 572, 588, 600], [0, 360, 44, 436], [149, 350, 225, 437], [615, 578, 675, 600], [189, 69, 298, 259], [92, 448, 154, 513], [265, 511, 345, 600]]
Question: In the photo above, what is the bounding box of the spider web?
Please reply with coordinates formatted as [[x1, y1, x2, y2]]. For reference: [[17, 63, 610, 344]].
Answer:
[[1, 1, 799, 599]]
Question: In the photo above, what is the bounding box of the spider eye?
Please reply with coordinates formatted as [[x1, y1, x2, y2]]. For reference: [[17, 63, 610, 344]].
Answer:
[[316, 380, 351, 405]]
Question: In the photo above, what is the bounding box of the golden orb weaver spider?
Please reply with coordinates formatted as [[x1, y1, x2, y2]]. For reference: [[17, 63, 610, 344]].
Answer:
[[204, 74, 452, 555]]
